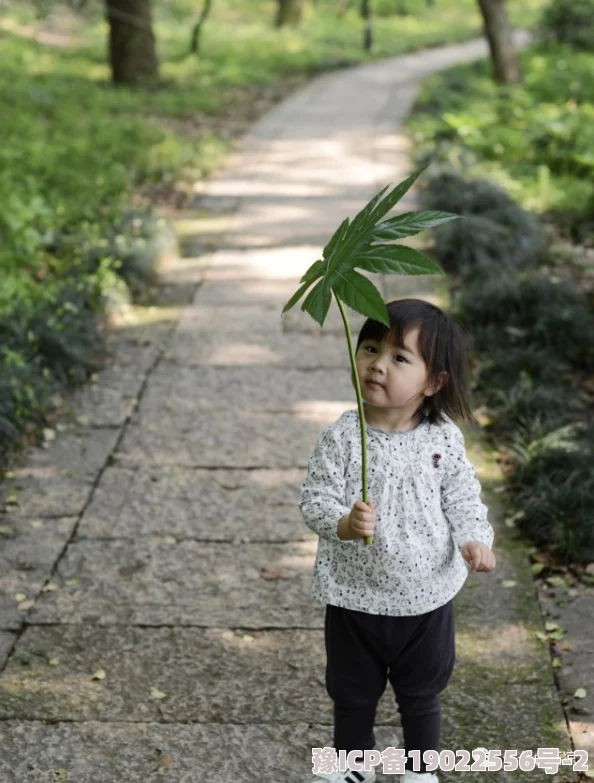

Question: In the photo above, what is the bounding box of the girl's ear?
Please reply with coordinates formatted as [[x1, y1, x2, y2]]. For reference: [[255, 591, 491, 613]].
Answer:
[[428, 371, 448, 396]]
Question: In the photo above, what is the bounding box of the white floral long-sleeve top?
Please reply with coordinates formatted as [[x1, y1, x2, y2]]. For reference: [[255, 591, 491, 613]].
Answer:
[[299, 408, 495, 616]]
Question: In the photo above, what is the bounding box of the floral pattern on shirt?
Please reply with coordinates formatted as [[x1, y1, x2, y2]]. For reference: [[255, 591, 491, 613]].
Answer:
[[298, 409, 494, 616]]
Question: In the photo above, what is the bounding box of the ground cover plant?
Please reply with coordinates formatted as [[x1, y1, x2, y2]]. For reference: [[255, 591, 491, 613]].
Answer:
[[406, 21, 594, 566], [0, 0, 550, 462]]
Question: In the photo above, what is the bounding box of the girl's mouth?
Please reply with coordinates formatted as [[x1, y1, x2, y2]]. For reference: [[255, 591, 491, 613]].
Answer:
[[366, 380, 383, 389]]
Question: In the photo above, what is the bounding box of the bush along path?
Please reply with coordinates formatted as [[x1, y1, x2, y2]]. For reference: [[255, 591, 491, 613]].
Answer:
[[407, 32, 594, 763], [0, 34, 582, 783]]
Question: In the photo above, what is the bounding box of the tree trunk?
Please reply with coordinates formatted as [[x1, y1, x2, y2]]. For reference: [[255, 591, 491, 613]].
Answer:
[[360, 0, 373, 51], [190, 0, 213, 54], [275, 0, 304, 27], [105, 0, 159, 85], [476, 0, 521, 84]]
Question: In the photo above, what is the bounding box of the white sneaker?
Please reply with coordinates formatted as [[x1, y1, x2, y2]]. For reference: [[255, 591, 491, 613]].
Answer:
[[308, 768, 376, 783]]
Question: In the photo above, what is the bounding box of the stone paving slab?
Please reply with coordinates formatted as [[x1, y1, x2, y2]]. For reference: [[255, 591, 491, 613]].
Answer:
[[165, 329, 351, 368], [196, 245, 326, 280], [117, 403, 352, 468], [0, 426, 120, 519], [28, 540, 320, 627], [76, 466, 312, 542], [67, 327, 168, 427], [0, 619, 551, 725], [0, 718, 573, 783], [0, 631, 16, 668], [539, 583, 594, 759], [0, 516, 77, 630], [0, 721, 372, 783], [134, 364, 354, 415]]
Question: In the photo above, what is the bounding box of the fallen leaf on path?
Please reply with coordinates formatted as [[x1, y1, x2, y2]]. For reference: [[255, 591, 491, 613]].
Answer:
[[260, 568, 282, 580], [41, 583, 57, 592], [574, 688, 587, 699], [91, 669, 106, 680], [150, 687, 167, 700]]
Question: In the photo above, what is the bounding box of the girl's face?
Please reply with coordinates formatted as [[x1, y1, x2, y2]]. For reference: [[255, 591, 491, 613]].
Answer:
[[354, 327, 445, 418]]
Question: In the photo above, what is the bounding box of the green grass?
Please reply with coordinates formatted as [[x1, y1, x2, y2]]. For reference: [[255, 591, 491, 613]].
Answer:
[[0, 0, 551, 456], [408, 44, 594, 234]]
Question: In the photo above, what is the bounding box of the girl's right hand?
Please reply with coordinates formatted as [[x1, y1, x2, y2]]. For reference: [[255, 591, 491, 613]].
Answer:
[[348, 500, 375, 539]]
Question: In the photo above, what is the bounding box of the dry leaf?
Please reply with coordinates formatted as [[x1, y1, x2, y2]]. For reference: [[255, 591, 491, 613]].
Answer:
[[92, 669, 106, 680], [242, 634, 254, 643], [502, 580, 516, 588], [48, 657, 59, 666], [150, 686, 167, 700], [260, 568, 282, 580], [41, 583, 57, 592], [15, 593, 27, 602], [574, 688, 587, 699], [152, 752, 175, 772]]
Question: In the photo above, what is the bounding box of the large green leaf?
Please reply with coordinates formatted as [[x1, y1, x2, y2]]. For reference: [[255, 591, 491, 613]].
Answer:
[[282, 279, 313, 315], [299, 258, 325, 285], [357, 245, 445, 276], [366, 169, 425, 226], [325, 169, 425, 279], [323, 218, 350, 263], [332, 270, 389, 325], [301, 278, 333, 326], [371, 210, 458, 242]]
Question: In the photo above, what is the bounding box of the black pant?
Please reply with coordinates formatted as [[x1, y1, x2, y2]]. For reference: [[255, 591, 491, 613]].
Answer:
[[325, 600, 456, 774]]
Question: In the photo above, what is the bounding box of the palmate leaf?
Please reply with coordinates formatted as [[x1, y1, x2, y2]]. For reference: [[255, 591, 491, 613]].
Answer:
[[371, 210, 458, 242], [332, 269, 388, 326], [355, 245, 444, 275], [281, 167, 460, 325]]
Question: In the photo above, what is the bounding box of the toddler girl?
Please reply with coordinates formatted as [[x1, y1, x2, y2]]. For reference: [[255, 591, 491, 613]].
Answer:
[[299, 298, 496, 783]]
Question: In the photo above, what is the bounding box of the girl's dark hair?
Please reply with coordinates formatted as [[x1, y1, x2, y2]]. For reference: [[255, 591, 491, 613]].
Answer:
[[355, 298, 478, 427]]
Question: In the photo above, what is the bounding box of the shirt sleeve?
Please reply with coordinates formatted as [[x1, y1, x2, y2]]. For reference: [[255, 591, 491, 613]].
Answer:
[[440, 423, 495, 550], [299, 426, 352, 542]]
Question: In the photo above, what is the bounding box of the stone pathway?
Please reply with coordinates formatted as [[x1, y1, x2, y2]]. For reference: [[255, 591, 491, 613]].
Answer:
[[0, 33, 583, 783]]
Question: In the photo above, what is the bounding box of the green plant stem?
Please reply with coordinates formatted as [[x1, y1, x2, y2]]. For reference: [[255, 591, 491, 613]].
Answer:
[[333, 290, 373, 546]]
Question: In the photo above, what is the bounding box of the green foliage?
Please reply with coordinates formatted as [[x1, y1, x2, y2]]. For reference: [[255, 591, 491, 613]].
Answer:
[[422, 172, 544, 277], [505, 423, 594, 562], [283, 170, 456, 325], [409, 45, 594, 227], [539, 0, 594, 51], [456, 270, 594, 373], [0, 0, 552, 458]]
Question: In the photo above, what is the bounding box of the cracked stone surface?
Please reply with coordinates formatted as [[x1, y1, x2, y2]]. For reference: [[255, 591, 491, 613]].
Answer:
[[0, 31, 579, 783], [28, 540, 320, 627], [0, 516, 78, 630], [77, 466, 312, 542], [117, 404, 352, 468]]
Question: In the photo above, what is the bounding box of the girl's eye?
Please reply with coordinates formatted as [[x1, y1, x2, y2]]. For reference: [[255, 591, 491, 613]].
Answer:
[[364, 346, 406, 363]]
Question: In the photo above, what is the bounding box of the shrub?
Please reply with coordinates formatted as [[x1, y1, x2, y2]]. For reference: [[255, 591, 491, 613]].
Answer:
[[505, 423, 594, 563], [454, 269, 594, 372], [539, 0, 594, 51], [423, 173, 544, 277]]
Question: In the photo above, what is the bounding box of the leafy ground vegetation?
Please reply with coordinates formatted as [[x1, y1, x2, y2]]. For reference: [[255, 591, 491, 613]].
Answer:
[[407, 0, 594, 570], [0, 0, 549, 462]]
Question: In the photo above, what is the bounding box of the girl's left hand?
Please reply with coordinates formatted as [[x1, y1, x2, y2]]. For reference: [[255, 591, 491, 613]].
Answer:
[[461, 541, 496, 572]]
